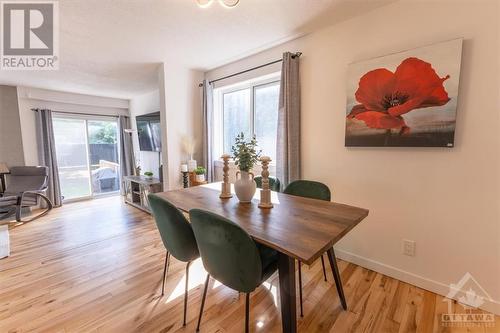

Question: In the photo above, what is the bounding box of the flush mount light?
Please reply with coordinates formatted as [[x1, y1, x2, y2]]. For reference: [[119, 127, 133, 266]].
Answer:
[[196, 0, 239, 8], [219, 0, 239, 8], [196, 0, 213, 8]]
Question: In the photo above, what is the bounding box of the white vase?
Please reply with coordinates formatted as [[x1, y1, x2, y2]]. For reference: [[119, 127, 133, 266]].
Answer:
[[196, 174, 205, 182], [188, 160, 197, 172], [234, 171, 256, 203]]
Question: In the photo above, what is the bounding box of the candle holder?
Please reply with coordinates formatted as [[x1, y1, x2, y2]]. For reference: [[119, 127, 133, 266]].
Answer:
[[181, 171, 189, 188], [220, 154, 232, 198], [258, 156, 273, 209]]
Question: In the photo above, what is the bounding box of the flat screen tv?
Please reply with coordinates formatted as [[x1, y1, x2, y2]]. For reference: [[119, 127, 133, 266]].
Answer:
[[136, 112, 161, 152]]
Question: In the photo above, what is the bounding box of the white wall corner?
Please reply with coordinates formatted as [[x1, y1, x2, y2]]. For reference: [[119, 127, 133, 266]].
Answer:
[[159, 63, 204, 190], [158, 63, 170, 189]]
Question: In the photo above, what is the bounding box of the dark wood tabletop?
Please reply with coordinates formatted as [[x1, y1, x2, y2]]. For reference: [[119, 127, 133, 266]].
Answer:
[[156, 183, 369, 265]]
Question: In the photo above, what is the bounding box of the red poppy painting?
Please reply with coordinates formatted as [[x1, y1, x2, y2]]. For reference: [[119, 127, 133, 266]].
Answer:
[[345, 39, 463, 147]]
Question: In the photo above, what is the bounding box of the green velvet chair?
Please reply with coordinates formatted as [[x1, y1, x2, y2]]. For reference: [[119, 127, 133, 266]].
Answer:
[[148, 194, 200, 326], [254, 176, 281, 192], [189, 209, 278, 333], [284, 180, 346, 315]]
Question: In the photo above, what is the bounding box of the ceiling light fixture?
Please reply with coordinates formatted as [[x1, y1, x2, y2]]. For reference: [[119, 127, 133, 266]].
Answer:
[[218, 0, 239, 8], [196, 0, 240, 8]]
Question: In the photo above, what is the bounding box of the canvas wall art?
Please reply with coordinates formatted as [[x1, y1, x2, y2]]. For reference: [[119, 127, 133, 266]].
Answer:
[[345, 39, 463, 147]]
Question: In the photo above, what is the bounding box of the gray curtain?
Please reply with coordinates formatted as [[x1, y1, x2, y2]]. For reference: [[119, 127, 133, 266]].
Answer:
[[34, 109, 62, 207], [276, 52, 301, 188], [118, 116, 134, 194], [202, 79, 214, 182]]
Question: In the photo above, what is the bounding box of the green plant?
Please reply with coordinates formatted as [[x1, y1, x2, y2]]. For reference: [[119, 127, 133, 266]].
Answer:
[[231, 133, 261, 172], [194, 166, 206, 175], [144, 171, 153, 177]]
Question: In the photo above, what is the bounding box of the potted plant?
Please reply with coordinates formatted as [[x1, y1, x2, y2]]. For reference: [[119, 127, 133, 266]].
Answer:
[[231, 133, 261, 203], [143, 171, 154, 181], [194, 166, 206, 182]]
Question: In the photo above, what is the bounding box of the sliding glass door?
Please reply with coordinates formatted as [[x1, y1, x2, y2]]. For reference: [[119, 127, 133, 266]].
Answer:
[[87, 120, 120, 196], [53, 115, 120, 201]]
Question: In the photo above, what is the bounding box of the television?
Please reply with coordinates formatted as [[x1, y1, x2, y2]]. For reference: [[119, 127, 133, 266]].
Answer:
[[136, 112, 161, 152]]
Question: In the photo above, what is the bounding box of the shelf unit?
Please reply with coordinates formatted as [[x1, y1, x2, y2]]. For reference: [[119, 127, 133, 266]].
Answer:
[[123, 176, 163, 213]]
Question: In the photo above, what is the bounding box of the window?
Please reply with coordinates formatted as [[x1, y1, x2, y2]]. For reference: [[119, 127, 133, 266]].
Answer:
[[215, 75, 280, 161]]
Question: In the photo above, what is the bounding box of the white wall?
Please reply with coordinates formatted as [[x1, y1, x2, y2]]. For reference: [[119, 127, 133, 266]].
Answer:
[[159, 64, 204, 190], [17, 87, 129, 166], [129, 90, 161, 178], [206, 0, 500, 314]]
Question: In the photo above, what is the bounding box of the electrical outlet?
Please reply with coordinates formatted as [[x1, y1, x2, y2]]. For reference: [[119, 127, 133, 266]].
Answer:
[[402, 239, 416, 257]]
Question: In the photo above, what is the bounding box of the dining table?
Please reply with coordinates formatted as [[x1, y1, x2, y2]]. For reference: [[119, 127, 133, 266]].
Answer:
[[156, 182, 369, 333]]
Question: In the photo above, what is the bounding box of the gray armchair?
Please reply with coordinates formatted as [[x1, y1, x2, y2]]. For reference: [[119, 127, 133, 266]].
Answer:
[[0, 166, 53, 222]]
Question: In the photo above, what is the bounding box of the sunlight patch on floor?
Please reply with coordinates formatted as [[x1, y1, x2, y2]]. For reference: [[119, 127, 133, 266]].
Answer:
[[166, 258, 207, 303], [263, 281, 278, 306]]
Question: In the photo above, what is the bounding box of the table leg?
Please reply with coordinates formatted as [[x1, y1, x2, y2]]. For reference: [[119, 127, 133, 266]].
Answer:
[[326, 248, 347, 310], [278, 252, 297, 333]]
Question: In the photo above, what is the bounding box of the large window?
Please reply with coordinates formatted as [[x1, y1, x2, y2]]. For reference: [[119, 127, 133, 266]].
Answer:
[[216, 76, 280, 161]]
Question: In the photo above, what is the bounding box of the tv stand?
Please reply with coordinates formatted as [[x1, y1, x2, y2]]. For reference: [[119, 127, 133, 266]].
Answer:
[[123, 176, 163, 213]]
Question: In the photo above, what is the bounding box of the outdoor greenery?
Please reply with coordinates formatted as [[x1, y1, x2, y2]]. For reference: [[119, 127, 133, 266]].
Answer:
[[89, 122, 117, 144], [231, 132, 261, 172]]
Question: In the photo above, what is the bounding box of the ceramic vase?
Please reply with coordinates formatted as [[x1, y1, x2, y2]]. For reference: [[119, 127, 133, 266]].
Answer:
[[188, 160, 197, 172], [234, 171, 256, 203]]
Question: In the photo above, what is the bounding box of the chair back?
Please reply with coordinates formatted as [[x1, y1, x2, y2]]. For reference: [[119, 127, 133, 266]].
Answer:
[[283, 180, 331, 201], [5, 166, 49, 195], [189, 209, 262, 293], [254, 176, 281, 192], [148, 194, 199, 262]]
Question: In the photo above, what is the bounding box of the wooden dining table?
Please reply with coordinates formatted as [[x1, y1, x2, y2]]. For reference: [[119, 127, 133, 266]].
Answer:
[[156, 182, 369, 333]]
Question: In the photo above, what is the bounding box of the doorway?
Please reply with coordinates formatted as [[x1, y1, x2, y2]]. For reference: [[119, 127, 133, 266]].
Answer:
[[52, 114, 121, 201]]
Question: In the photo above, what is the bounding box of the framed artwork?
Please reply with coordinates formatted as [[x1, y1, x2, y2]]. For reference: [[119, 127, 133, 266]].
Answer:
[[345, 38, 463, 147]]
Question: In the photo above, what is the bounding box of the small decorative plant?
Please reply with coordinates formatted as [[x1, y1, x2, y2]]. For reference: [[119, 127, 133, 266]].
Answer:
[[231, 133, 261, 172], [194, 166, 206, 175], [144, 171, 153, 179], [194, 166, 206, 182]]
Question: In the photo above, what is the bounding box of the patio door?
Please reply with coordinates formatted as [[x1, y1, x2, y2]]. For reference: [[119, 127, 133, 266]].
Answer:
[[53, 114, 120, 201]]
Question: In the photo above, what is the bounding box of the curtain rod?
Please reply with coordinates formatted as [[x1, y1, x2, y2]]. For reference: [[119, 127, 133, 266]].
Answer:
[[199, 52, 302, 87], [32, 109, 122, 118]]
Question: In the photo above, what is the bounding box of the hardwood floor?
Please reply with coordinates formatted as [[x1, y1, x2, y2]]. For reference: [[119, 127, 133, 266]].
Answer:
[[0, 196, 498, 332]]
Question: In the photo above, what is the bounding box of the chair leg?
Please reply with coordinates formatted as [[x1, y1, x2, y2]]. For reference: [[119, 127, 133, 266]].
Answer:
[[327, 248, 347, 310], [196, 274, 210, 332], [161, 251, 170, 296], [320, 254, 327, 282], [298, 261, 303, 317], [245, 293, 250, 333], [183, 261, 191, 326], [15, 198, 22, 222], [14, 193, 53, 223]]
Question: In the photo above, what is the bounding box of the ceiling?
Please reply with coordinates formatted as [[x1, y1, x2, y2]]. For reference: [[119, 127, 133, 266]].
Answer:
[[0, 0, 396, 99]]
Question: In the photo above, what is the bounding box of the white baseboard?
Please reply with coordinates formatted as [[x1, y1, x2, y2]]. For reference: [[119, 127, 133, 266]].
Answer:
[[335, 248, 500, 316]]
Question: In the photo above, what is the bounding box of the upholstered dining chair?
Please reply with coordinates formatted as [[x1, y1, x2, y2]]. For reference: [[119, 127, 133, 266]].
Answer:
[[189, 209, 278, 333], [148, 194, 200, 327], [283, 180, 346, 315], [254, 176, 281, 192], [0, 166, 53, 222]]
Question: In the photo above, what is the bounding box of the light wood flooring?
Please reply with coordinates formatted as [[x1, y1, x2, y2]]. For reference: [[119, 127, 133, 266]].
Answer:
[[0, 196, 498, 332]]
